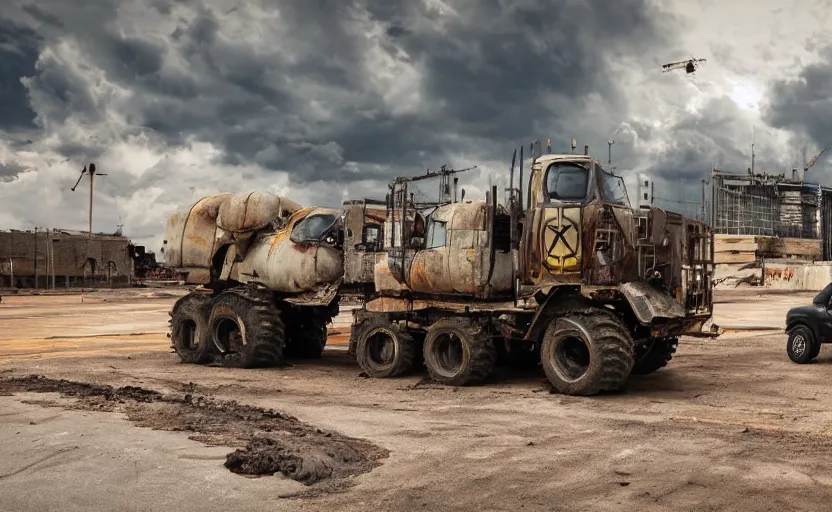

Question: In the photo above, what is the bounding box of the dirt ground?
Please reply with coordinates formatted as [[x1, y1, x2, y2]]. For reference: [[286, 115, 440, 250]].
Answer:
[[1, 287, 832, 511]]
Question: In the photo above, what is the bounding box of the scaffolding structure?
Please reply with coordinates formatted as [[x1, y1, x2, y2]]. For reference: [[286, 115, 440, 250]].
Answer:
[[711, 171, 825, 239], [709, 169, 832, 260]]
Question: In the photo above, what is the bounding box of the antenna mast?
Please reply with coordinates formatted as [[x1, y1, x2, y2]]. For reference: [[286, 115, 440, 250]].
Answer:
[[70, 163, 108, 238]]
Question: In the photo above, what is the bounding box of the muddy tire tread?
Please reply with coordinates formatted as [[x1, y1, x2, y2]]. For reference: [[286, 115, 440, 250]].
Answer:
[[169, 291, 213, 364], [424, 317, 496, 386], [209, 286, 285, 368], [541, 308, 635, 396], [355, 317, 417, 378], [631, 337, 678, 375]]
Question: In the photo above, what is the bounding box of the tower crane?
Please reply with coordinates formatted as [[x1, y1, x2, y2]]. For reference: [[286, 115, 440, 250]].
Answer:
[[805, 143, 832, 172]]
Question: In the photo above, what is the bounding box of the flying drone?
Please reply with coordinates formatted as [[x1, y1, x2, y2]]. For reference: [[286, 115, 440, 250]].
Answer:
[[661, 57, 706, 75]]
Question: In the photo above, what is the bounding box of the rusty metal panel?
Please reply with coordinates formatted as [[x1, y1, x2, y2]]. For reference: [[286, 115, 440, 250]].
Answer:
[[217, 192, 301, 233], [410, 249, 452, 294], [231, 233, 343, 293], [650, 208, 667, 245], [374, 253, 409, 294], [448, 202, 487, 230], [181, 194, 233, 270], [449, 229, 477, 294], [163, 207, 188, 268], [343, 204, 386, 285], [489, 251, 513, 293], [365, 296, 521, 313], [610, 207, 635, 248], [618, 281, 685, 323]]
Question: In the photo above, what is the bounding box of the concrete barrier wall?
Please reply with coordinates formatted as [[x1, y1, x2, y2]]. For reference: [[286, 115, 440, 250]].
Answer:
[[762, 263, 832, 291]]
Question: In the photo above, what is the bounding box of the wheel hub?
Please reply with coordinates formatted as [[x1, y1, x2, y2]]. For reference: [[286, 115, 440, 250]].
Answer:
[[553, 336, 590, 381], [214, 317, 245, 354], [792, 334, 806, 356], [432, 333, 464, 377], [367, 330, 396, 366]]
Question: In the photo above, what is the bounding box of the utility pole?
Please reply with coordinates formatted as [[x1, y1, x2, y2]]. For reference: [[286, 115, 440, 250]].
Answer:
[[33, 227, 38, 289], [71, 163, 107, 238]]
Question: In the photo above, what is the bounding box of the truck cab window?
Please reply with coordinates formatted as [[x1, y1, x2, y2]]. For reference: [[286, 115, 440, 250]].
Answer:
[[290, 214, 340, 244], [599, 169, 629, 207], [426, 220, 447, 249], [364, 225, 380, 245], [546, 163, 588, 201]]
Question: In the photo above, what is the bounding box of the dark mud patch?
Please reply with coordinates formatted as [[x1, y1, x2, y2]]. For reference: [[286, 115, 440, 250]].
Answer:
[[0, 375, 388, 492]]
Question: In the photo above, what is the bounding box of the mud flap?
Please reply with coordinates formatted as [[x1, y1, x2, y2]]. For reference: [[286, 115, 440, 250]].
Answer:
[[618, 281, 685, 324]]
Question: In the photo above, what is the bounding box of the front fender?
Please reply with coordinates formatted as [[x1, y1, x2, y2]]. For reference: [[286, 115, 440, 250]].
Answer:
[[786, 306, 824, 338], [618, 281, 685, 324]]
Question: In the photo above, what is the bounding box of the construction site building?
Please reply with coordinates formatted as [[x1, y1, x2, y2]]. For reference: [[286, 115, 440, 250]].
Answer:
[[709, 170, 832, 290], [0, 229, 136, 288]]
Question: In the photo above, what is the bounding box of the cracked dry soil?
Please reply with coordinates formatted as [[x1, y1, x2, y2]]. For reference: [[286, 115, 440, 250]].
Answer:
[[0, 375, 388, 487]]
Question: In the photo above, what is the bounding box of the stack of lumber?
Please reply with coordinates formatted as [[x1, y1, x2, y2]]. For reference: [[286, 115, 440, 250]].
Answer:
[[714, 235, 757, 264], [714, 234, 823, 264], [755, 237, 821, 260]]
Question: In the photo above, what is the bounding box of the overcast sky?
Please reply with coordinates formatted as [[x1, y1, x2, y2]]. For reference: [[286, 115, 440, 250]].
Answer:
[[1, 0, 831, 249]]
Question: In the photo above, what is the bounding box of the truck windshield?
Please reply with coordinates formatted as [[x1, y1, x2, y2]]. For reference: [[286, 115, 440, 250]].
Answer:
[[290, 213, 340, 243], [546, 163, 588, 201], [599, 170, 629, 207]]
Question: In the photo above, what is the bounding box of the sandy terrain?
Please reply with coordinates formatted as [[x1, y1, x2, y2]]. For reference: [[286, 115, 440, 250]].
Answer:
[[1, 287, 831, 511]]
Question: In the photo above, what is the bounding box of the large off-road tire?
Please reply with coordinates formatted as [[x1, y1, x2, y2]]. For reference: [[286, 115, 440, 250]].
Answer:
[[787, 325, 816, 364], [207, 287, 286, 368], [285, 308, 329, 359], [169, 291, 213, 364], [355, 318, 417, 378], [423, 318, 496, 386], [541, 309, 635, 396], [631, 337, 678, 375]]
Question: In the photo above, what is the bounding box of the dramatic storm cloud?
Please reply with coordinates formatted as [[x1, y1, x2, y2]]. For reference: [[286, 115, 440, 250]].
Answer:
[[0, 0, 830, 247]]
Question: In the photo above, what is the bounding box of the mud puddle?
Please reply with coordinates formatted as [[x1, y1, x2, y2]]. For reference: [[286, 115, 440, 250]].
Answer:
[[0, 375, 388, 491]]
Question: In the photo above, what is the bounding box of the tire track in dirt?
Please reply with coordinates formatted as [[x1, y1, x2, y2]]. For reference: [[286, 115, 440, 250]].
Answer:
[[0, 375, 388, 492]]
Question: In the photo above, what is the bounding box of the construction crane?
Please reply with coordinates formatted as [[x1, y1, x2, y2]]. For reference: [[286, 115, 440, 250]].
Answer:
[[805, 143, 832, 172], [662, 58, 706, 74], [70, 163, 107, 238]]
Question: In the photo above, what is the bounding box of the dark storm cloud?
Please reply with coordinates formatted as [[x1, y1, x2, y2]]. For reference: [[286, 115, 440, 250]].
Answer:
[[5, 0, 676, 186], [346, 0, 676, 164], [0, 18, 40, 129], [4, 0, 788, 230], [644, 97, 753, 181], [765, 46, 832, 149], [20, 4, 64, 28]]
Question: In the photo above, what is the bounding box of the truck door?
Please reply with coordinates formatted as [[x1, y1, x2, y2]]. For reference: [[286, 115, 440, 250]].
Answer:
[[520, 161, 586, 284]]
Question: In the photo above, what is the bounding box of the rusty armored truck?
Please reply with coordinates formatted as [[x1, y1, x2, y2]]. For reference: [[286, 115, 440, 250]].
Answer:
[[348, 147, 715, 395], [162, 145, 715, 395], [162, 193, 385, 367]]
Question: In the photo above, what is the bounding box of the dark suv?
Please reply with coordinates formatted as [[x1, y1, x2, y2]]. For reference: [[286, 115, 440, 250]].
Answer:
[[786, 283, 832, 363]]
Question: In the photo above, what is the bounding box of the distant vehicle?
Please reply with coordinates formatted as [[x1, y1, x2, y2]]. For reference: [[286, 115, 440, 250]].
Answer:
[[785, 283, 832, 363]]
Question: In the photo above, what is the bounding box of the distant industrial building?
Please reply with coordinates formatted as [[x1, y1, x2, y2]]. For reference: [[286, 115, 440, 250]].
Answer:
[[0, 228, 138, 288], [711, 170, 832, 262]]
